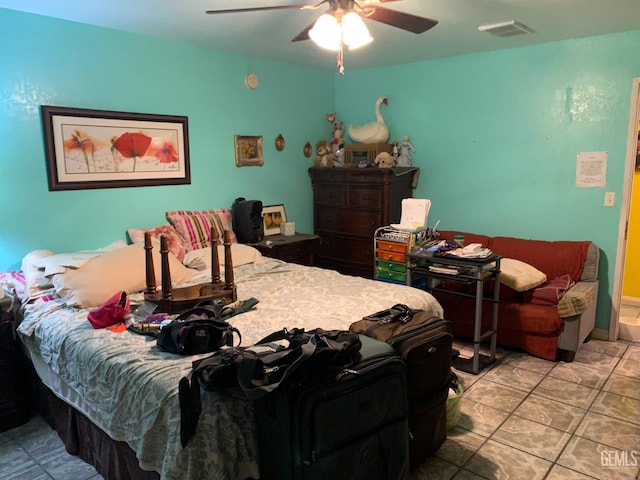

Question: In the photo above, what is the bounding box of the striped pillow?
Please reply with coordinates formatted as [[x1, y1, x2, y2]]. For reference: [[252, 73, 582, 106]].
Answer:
[[166, 209, 237, 252]]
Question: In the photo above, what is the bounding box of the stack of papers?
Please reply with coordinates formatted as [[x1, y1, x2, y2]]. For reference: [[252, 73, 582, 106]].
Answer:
[[447, 248, 493, 259], [395, 198, 431, 230]]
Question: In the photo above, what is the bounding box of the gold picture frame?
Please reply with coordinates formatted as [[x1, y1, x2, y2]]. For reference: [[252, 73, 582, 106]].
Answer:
[[234, 135, 263, 167], [262, 204, 287, 236]]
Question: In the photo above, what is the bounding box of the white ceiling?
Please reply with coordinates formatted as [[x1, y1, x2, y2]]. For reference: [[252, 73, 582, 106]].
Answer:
[[2, 0, 640, 71]]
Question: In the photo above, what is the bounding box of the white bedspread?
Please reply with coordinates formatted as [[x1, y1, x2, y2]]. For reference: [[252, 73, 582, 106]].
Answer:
[[17, 258, 443, 480]]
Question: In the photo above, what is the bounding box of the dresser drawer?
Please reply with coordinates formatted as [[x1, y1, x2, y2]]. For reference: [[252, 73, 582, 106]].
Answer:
[[314, 184, 345, 206], [316, 207, 382, 237], [318, 233, 374, 265], [375, 268, 407, 283], [375, 240, 407, 253], [376, 260, 406, 273], [375, 249, 405, 263], [346, 185, 383, 209]]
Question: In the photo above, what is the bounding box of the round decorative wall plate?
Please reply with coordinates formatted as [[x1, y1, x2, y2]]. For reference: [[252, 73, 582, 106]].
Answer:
[[244, 73, 259, 89], [303, 142, 312, 158], [275, 134, 285, 151]]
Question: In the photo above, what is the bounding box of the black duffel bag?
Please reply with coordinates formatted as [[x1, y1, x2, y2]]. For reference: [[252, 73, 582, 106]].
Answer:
[[178, 327, 362, 446], [157, 306, 241, 356]]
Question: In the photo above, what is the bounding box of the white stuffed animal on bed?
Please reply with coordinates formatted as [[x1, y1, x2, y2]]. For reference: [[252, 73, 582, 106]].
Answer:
[[374, 151, 396, 168]]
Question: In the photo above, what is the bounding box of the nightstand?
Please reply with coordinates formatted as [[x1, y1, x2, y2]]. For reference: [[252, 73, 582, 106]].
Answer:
[[248, 233, 322, 266], [0, 296, 31, 432]]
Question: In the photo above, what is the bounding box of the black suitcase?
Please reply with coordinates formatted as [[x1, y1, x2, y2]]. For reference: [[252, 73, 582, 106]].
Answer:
[[254, 335, 410, 480], [350, 306, 453, 469]]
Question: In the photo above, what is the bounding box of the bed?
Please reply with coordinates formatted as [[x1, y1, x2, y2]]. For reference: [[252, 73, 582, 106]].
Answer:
[[8, 219, 443, 480]]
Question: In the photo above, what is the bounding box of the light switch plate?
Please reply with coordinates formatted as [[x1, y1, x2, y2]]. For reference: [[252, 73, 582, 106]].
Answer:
[[604, 191, 615, 207]]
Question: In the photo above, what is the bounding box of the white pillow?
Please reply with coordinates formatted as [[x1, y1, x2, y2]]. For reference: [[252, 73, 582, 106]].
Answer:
[[21, 250, 55, 300], [183, 244, 264, 271], [33, 241, 129, 277], [500, 258, 547, 292], [51, 243, 193, 308]]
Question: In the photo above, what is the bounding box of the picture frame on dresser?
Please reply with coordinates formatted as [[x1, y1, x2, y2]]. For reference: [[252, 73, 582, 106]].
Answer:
[[41, 105, 190, 191], [262, 204, 287, 236]]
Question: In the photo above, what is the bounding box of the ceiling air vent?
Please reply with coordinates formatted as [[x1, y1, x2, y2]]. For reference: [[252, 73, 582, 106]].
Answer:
[[478, 20, 534, 38]]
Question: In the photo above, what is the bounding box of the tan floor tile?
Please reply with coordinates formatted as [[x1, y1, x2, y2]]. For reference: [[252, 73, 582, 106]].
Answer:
[[573, 348, 620, 372], [532, 376, 599, 410], [557, 435, 639, 480], [512, 394, 586, 433], [451, 470, 487, 479], [491, 415, 571, 461], [575, 411, 640, 452], [410, 455, 459, 480], [614, 355, 640, 379], [622, 345, 640, 361], [504, 352, 555, 375], [545, 464, 598, 479], [602, 373, 640, 400], [580, 339, 628, 357], [548, 360, 611, 389], [463, 379, 528, 413], [480, 363, 545, 393], [463, 439, 551, 480], [457, 399, 510, 437], [435, 427, 487, 467], [589, 391, 640, 426]]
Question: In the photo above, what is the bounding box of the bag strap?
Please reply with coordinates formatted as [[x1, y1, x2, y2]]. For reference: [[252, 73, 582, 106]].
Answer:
[[363, 304, 414, 337], [178, 372, 201, 448], [236, 332, 319, 400]]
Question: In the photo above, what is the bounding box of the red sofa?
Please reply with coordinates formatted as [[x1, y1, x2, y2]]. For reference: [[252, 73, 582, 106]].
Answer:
[[432, 231, 599, 361]]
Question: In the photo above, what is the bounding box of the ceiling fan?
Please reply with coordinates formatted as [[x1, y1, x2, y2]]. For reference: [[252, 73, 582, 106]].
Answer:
[[205, 1, 438, 73]]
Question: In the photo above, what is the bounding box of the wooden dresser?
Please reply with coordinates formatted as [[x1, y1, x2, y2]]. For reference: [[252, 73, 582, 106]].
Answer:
[[308, 167, 419, 278]]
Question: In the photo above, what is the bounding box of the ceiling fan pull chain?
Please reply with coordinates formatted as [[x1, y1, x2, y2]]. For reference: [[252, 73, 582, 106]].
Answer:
[[337, 44, 345, 75]]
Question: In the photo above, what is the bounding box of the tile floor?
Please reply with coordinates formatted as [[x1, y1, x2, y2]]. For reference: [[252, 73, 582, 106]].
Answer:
[[1, 338, 639, 480]]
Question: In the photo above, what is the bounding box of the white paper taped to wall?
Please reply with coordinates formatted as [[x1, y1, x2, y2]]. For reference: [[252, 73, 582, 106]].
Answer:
[[398, 198, 431, 229]]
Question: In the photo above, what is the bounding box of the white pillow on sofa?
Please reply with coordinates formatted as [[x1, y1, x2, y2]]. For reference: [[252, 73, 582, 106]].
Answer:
[[52, 243, 193, 308], [500, 258, 547, 292]]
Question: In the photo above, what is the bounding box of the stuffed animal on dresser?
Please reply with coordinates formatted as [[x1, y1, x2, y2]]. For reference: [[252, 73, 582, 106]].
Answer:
[[373, 151, 396, 168], [314, 140, 336, 168]]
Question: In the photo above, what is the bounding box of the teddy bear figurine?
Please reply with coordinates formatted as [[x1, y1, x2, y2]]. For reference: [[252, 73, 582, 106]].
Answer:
[[314, 140, 336, 168], [373, 151, 396, 168]]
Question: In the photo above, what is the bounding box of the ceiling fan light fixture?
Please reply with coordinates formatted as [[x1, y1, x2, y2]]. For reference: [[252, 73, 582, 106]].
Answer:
[[309, 13, 341, 51], [341, 11, 373, 50]]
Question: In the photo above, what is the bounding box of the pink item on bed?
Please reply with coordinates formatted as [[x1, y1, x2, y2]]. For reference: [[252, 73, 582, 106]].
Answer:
[[87, 291, 130, 329]]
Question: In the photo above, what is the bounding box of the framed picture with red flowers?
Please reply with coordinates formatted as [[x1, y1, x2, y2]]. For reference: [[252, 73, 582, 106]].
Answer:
[[41, 105, 190, 190]]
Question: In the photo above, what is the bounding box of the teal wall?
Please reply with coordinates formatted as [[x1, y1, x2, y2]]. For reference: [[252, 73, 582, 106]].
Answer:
[[2, 7, 639, 331], [0, 8, 334, 269], [335, 30, 640, 330]]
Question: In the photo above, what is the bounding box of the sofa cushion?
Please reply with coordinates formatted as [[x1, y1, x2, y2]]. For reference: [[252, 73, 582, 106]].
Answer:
[[525, 274, 575, 306], [489, 237, 591, 282], [500, 258, 547, 292]]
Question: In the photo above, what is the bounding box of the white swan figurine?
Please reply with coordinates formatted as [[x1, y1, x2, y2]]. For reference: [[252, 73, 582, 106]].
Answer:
[[348, 96, 390, 144]]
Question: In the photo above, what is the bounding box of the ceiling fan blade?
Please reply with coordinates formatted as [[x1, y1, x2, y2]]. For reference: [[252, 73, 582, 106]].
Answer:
[[364, 6, 438, 34], [291, 21, 316, 42], [206, 1, 326, 15]]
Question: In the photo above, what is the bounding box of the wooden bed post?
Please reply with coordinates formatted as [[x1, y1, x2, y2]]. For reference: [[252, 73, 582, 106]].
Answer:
[[211, 227, 221, 285], [144, 232, 156, 295], [159, 235, 172, 299], [224, 229, 234, 289]]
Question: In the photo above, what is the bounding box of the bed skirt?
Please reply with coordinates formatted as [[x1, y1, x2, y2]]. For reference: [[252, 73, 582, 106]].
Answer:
[[23, 354, 160, 480]]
